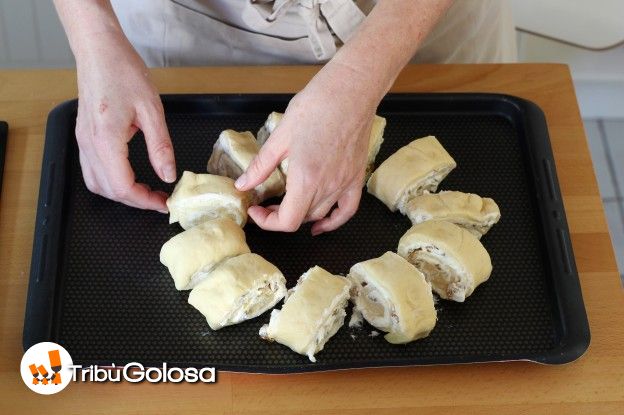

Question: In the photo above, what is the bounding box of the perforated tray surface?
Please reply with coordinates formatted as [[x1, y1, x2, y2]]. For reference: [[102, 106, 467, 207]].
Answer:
[[24, 94, 589, 372]]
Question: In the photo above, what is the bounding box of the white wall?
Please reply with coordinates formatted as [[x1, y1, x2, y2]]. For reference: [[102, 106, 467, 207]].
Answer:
[[517, 32, 624, 119], [0, 0, 74, 68]]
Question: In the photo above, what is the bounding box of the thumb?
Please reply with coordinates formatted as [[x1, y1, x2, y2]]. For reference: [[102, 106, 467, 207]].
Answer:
[[138, 102, 176, 183], [236, 132, 286, 191]]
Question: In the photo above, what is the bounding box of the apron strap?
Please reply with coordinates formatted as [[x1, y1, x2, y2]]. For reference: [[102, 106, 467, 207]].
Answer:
[[241, 0, 298, 29], [297, 0, 336, 59], [320, 0, 365, 43]]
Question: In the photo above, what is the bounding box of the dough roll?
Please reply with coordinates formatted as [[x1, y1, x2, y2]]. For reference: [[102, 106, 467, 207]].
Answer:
[[367, 136, 457, 213], [348, 251, 437, 344], [397, 221, 492, 302], [188, 253, 287, 330], [167, 171, 249, 229], [207, 129, 285, 204], [159, 218, 250, 290], [405, 191, 501, 238], [259, 266, 351, 362]]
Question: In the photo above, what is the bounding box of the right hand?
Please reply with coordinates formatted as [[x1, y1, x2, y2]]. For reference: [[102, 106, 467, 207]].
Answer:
[[74, 31, 176, 212]]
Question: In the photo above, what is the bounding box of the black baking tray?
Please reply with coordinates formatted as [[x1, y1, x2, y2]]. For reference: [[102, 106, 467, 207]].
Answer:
[[24, 93, 590, 373]]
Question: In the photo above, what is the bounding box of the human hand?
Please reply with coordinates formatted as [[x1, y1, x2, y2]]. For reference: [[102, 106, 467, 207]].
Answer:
[[235, 62, 379, 235], [74, 31, 175, 212]]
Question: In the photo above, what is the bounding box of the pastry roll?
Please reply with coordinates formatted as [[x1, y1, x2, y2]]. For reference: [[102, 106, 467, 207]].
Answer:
[[397, 221, 492, 302], [405, 191, 501, 238], [167, 171, 249, 229], [256, 111, 283, 146], [347, 252, 437, 344], [188, 253, 287, 330], [256, 112, 290, 175], [159, 218, 250, 290], [259, 266, 351, 362], [256, 112, 386, 180], [207, 129, 285, 203], [365, 115, 386, 178], [367, 136, 457, 213]]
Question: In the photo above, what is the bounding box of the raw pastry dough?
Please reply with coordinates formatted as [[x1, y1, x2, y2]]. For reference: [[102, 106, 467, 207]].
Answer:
[[347, 252, 437, 344], [207, 129, 285, 203], [367, 136, 457, 212], [167, 171, 249, 229], [256, 112, 290, 175], [365, 115, 386, 178], [159, 218, 250, 290], [405, 191, 501, 238], [257, 112, 387, 179], [397, 221, 492, 302], [256, 111, 283, 146], [259, 266, 351, 362], [188, 253, 287, 330]]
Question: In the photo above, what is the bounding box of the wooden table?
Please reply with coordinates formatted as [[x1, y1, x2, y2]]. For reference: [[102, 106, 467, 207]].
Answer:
[[1, 65, 622, 414]]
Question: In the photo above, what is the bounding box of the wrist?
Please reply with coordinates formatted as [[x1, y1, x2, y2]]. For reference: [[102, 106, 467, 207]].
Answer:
[[319, 59, 385, 111], [54, 0, 127, 59], [72, 28, 129, 61]]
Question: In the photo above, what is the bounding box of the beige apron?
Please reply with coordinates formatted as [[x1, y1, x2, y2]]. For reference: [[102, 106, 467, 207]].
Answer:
[[110, 0, 517, 67]]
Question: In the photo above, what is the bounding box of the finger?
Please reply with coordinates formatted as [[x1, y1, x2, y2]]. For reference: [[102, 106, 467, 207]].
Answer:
[[248, 186, 313, 232], [136, 100, 176, 183], [305, 187, 344, 222], [306, 197, 337, 222], [79, 150, 102, 195], [95, 138, 168, 212], [311, 186, 362, 235], [124, 183, 169, 212], [260, 204, 280, 213], [236, 131, 287, 191], [114, 180, 168, 213]]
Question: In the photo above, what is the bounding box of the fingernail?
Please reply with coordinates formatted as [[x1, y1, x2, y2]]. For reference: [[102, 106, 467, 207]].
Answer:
[[311, 228, 321, 236], [235, 174, 247, 189], [162, 164, 176, 183], [158, 209, 168, 214]]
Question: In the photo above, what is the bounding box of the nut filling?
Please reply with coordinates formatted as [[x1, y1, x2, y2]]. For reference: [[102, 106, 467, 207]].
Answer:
[[408, 244, 472, 302], [398, 167, 455, 214], [351, 278, 400, 334], [223, 279, 285, 327]]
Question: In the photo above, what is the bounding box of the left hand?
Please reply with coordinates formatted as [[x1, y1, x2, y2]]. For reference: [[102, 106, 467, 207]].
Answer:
[[235, 62, 379, 235]]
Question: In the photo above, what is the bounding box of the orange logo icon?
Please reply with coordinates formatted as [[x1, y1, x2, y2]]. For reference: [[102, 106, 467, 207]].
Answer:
[[28, 349, 63, 385], [21, 342, 73, 394]]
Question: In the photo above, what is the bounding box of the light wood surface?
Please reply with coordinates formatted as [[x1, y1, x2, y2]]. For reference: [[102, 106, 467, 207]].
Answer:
[[0, 64, 622, 414]]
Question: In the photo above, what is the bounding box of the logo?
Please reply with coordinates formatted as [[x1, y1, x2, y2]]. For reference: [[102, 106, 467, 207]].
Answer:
[[21, 342, 217, 393], [20, 342, 73, 395]]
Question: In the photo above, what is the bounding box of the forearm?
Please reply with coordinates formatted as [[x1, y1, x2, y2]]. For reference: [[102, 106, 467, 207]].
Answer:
[[329, 0, 453, 103], [53, 0, 127, 58]]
